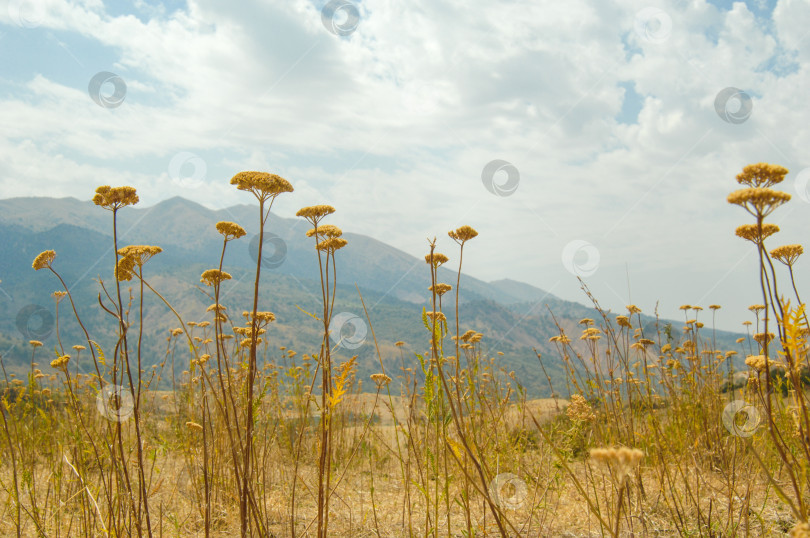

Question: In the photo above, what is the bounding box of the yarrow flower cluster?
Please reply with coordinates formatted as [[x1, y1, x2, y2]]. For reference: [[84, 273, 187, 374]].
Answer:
[[115, 245, 162, 281], [566, 394, 595, 423], [230, 171, 294, 200], [771, 244, 803, 266], [216, 221, 247, 241], [425, 253, 449, 267], [735, 223, 780, 244], [93, 185, 139, 210], [448, 225, 478, 244], [200, 269, 232, 286], [32, 250, 56, 271]]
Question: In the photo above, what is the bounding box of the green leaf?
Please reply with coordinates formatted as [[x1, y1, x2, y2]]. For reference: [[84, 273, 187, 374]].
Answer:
[[296, 305, 321, 322]]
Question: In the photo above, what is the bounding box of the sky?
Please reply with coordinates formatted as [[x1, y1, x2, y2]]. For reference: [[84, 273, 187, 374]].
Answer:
[[0, 0, 808, 332]]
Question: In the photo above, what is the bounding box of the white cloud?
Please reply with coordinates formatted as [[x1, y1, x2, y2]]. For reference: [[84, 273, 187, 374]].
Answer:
[[0, 0, 808, 330]]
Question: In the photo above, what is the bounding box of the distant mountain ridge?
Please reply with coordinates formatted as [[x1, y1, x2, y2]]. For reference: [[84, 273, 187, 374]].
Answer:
[[0, 196, 746, 396]]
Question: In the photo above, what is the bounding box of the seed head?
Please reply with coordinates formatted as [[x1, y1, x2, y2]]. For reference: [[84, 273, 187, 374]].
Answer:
[[627, 304, 642, 314]]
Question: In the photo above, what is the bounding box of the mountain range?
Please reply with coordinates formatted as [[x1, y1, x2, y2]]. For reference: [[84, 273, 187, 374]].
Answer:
[[0, 196, 746, 396]]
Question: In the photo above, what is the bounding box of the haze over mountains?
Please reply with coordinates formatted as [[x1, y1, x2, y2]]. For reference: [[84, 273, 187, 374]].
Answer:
[[0, 196, 746, 396]]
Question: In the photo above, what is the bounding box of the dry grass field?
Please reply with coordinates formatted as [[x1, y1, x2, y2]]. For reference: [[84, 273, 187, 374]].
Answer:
[[1, 164, 809, 537]]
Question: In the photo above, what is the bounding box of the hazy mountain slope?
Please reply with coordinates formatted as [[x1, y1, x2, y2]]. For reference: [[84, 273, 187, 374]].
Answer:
[[0, 196, 746, 397]]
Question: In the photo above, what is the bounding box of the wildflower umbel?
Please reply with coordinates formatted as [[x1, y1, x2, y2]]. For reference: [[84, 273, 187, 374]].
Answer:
[[200, 269, 232, 286], [32, 250, 56, 271], [230, 171, 294, 201], [425, 253, 449, 267], [316, 237, 348, 252], [306, 224, 342, 238], [771, 244, 803, 266], [216, 221, 247, 240], [370, 373, 392, 387], [430, 283, 452, 296], [92, 185, 139, 210], [735, 162, 789, 188], [115, 245, 162, 281], [448, 225, 478, 244], [735, 223, 780, 243], [296, 205, 336, 224], [727, 187, 791, 218]]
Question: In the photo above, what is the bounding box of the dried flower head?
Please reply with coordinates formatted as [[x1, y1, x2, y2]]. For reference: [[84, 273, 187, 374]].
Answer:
[[616, 315, 632, 328], [216, 221, 246, 240], [370, 373, 392, 387], [627, 304, 642, 314], [709, 304, 721, 310], [745, 354, 777, 372], [306, 224, 342, 238], [566, 394, 595, 423], [242, 311, 276, 323], [430, 283, 452, 296], [117, 245, 162, 272], [395, 341, 406, 347], [460, 330, 477, 342], [727, 187, 791, 217], [50, 354, 70, 370], [748, 304, 765, 314], [426, 311, 447, 323], [186, 421, 203, 431], [52, 291, 67, 300], [771, 244, 803, 266], [735, 223, 780, 244], [753, 332, 775, 345], [29, 340, 43, 347], [579, 318, 594, 326], [735, 163, 789, 188], [93, 185, 139, 210], [32, 250, 56, 271], [316, 237, 348, 252], [73, 345, 85, 351], [200, 269, 232, 286], [448, 225, 478, 244], [589, 447, 644, 482], [425, 252, 449, 267], [230, 171, 294, 200], [296, 205, 336, 223]]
